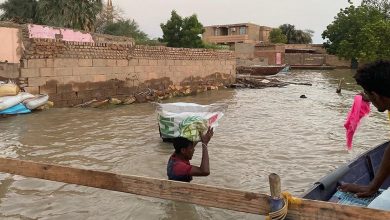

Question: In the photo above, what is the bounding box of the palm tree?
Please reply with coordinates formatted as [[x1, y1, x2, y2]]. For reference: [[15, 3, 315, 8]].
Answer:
[[38, 0, 103, 31], [0, 0, 39, 23], [279, 24, 313, 44], [279, 24, 296, 44]]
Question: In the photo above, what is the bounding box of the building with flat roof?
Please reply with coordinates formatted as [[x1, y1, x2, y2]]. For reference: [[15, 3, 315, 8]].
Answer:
[[202, 23, 272, 47]]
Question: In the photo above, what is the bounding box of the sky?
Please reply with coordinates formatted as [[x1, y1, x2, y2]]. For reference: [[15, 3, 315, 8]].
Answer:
[[112, 0, 362, 43], [0, 0, 362, 43]]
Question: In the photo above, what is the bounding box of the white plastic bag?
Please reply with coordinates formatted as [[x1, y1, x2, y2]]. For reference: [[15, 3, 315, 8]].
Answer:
[[0, 92, 35, 110], [156, 102, 226, 142]]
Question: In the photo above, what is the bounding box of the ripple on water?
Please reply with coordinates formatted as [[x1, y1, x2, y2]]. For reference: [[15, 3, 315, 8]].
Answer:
[[0, 70, 389, 219]]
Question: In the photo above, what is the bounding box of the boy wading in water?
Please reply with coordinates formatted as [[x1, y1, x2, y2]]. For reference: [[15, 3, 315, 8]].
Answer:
[[167, 127, 214, 182]]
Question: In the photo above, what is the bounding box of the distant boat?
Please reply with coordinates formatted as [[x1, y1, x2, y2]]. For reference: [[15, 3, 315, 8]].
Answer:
[[237, 64, 288, 76], [302, 141, 390, 207]]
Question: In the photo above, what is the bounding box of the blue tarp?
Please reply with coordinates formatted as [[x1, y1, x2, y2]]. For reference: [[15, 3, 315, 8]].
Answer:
[[0, 103, 31, 115]]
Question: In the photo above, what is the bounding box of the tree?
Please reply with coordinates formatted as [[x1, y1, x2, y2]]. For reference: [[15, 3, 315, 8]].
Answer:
[[362, 0, 390, 18], [322, 4, 390, 62], [291, 29, 313, 44], [269, 28, 287, 43], [279, 24, 313, 44], [0, 0, 39, 23], [95, 4, 123, 33], [37, 0, 103, 31], [103, 19, 148, 43], [179, 14, 204, 48], [160, 10, 205, 48]]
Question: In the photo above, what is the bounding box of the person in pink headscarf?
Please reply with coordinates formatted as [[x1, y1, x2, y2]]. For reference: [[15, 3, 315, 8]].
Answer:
[[340, 60, 390, 197]]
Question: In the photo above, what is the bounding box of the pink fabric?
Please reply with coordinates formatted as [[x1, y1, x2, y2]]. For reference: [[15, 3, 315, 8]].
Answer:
[[344, 95, 371, 150]]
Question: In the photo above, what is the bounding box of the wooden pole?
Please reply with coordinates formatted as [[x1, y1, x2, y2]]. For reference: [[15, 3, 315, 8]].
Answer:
[[336, 79, 343, 93], [0, 157, 390, 220], [269, 173, 284, 212]]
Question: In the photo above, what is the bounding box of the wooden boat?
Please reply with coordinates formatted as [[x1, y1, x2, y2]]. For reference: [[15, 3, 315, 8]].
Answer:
[[302, 141, 390, 205], [23, 94, 49, 110], [237, 64, 288, 76]]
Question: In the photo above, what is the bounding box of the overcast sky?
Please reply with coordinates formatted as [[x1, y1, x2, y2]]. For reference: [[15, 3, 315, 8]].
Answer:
[[0, 0, 362, 43], [113, 0, 362, 43]]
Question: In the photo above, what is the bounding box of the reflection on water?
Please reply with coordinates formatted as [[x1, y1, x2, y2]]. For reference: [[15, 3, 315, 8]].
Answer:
[[0, 70, 389, 219]]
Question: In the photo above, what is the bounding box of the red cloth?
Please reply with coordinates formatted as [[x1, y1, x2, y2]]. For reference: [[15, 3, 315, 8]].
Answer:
[[167, 154, 192, 182], [344, 95, 371, 150]]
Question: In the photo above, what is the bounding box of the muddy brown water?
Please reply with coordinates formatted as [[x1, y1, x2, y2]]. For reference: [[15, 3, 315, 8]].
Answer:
[[0, 70, 389, 220]]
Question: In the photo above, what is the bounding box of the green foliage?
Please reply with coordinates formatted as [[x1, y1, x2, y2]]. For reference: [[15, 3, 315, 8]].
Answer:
[[103, 19, 148, 43], [269, 28, 287, 44], [0, 0, 39, 23], [95, 4, 123, 33], [160, 10, 205, 48], [279, 24, 313, 44], [37, 0, 103, 31], [362, 0, 390, 18], [322, 5, 390, 61]]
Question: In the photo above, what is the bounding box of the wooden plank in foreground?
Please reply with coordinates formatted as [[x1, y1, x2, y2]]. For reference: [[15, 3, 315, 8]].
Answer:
[[0, 157, 389, 220], [0, 158, 271, 215], [287, 198, 390, 220]]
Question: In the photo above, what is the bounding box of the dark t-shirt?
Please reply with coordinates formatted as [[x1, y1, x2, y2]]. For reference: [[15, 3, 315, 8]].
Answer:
[[167, 153, 193, 182]]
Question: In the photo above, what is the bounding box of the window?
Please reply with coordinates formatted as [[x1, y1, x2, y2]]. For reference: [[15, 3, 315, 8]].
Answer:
[[239, 27, 246, 35]]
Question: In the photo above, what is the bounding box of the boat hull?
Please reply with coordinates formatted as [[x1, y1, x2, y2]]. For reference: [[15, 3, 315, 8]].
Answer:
[[237, 65, 287, 76], [302, 141, 390, 201]]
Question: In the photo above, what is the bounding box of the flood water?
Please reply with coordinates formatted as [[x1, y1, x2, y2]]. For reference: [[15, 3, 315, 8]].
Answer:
[[0, 70, 389, 220]]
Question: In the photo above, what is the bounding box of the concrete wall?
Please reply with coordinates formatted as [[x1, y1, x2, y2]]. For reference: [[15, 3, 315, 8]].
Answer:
[[285, 53, 325, 65], [254, 44, 285, 65], [285, 53, 350, 67], [0, 27, 22, 64], [235, 43, 255, 60], [259, 26, 272, 43], [325, 55, 350, 68], [284, 44, 326, 54]]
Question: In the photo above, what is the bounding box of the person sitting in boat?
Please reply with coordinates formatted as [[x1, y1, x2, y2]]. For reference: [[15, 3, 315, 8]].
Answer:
[[340, 60, 390, 197], [167, 127, 213, 182]]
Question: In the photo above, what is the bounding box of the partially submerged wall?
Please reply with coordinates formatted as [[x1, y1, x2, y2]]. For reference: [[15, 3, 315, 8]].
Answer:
[[285, 53, 325, 66], [0, 22, 235, 107], [325, 55, 350, 68], [20, 39, 235, 107]]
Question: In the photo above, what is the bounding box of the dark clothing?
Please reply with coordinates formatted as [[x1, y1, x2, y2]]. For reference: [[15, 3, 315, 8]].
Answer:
[[167, 153, 192, 182]]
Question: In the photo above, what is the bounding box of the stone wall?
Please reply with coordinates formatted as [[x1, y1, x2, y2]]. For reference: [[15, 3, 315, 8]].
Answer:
[[325, 55, 350, 68], [285, 53, 351, 67], [285, 53, 325, 66], [0, 62, 20, 80], [18, 39, 235, 107]]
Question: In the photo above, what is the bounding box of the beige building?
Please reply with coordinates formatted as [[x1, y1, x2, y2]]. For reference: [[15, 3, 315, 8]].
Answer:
[[202, 23, 272, 47]]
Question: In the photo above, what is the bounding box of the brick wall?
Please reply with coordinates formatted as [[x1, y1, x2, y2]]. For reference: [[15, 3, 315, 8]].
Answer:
[[18, 39, 235, 107]]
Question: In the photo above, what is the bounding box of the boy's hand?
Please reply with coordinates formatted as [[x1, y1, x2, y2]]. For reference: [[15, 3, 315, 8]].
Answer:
[[200, 127, 214, 145]]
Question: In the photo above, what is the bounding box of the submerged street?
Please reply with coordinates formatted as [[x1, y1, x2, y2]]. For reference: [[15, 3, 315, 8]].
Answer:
[[0, 69, 389, 219]]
